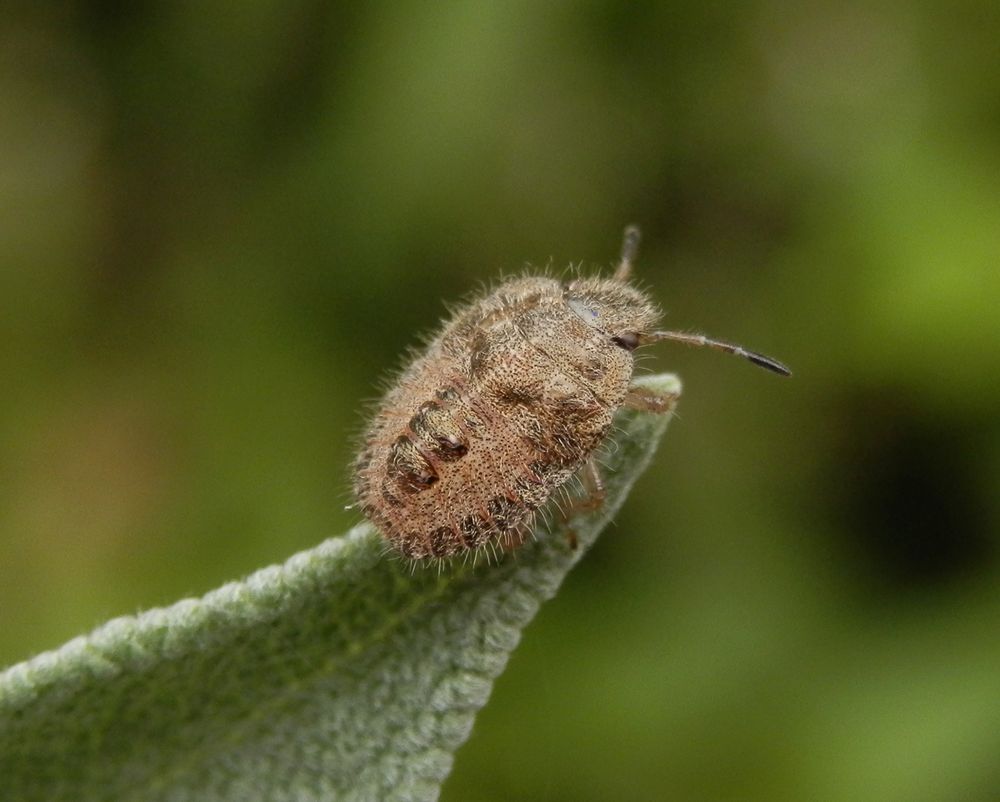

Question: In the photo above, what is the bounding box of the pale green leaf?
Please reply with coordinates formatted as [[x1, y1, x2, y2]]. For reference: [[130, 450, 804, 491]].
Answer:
[[0, 373, 680, 802]]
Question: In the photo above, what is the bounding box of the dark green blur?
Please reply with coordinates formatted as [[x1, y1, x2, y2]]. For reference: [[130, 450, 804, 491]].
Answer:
[[1, 3, 998, 800]]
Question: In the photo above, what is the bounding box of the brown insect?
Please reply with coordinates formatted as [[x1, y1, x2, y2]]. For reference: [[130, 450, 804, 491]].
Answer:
[[353, 227, 790, 560]]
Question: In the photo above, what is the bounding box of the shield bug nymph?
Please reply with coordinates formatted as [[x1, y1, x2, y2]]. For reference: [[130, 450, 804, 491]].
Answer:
[[353, 227, 790, 560]]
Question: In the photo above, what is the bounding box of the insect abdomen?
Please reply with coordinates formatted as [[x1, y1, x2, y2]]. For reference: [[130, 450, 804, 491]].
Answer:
[[355, 277, 630, 560]]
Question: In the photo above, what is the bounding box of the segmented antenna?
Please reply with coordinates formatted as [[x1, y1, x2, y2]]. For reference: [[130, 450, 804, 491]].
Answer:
[[644, 330, 792, 376], [611, 224, 791, 376]]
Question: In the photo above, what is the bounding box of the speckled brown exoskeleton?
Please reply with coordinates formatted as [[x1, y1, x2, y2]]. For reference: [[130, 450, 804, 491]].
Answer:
[[353, 227, 790, 560]]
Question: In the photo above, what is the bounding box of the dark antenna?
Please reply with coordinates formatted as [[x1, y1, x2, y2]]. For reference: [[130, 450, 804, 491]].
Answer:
[[644, 330, 792, 376], [610, 225, 791, 376]]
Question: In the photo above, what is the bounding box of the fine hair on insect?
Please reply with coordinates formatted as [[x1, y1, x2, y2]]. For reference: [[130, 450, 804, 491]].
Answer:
[[353, 226, 790, 561]]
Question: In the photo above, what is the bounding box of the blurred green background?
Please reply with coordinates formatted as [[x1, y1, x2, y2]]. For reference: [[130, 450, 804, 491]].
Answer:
[[2, 2, 999, 800]]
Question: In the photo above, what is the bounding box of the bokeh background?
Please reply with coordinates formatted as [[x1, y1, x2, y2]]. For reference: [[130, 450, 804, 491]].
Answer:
[[3, 3, 999, 800]]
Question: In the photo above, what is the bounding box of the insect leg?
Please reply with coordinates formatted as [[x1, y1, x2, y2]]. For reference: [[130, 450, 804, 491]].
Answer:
[[558, 457, 609, 551], [623, 383, 681, 414], [578, 456, 607, 511]]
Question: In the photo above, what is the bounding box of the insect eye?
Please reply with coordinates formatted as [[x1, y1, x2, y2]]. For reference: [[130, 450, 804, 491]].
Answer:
[[568, 297, 600, 325], [611, 332, 640, 351]]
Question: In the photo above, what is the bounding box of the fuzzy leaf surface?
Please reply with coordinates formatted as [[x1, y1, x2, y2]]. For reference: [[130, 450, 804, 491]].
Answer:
[[0, 373, 680, 802]]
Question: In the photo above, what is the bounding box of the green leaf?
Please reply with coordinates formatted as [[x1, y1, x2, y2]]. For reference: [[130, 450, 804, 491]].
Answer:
[[0, 373, 680, 802]]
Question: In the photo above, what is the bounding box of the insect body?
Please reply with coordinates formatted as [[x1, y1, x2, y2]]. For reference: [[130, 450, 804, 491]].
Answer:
[[353, 227, 789, 559]]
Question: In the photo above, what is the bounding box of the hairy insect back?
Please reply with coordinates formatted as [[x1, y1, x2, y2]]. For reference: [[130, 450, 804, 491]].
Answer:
[[355, 271, 647, 559], [355, 226, 788, 561]]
